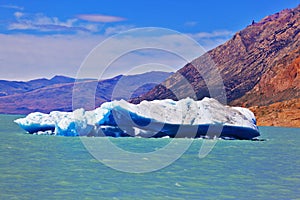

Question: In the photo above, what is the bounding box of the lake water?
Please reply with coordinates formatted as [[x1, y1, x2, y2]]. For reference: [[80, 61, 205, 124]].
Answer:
[[0, 114, 299, 199]]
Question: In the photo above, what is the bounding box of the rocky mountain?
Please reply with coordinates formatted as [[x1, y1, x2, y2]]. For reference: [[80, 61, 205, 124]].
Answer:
[[0, 75, 75, 97], [131, 5, 300, 127], [0, 71, 172, 114]]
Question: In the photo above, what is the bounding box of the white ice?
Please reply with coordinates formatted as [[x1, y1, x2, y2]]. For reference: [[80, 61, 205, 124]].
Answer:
[[14, 97, 259, 139]]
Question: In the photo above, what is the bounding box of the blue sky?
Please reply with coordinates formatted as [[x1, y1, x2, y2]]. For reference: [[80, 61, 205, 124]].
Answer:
[[0, 0, 299, 80]]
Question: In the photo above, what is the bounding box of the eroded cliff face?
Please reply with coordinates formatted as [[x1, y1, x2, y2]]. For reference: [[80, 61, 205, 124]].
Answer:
[[231, 53, 300, 107], [131, 5, 300, 127], [250, 98, 300, 127]]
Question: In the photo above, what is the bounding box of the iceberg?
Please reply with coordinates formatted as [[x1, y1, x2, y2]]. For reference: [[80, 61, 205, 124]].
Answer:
[[14, 98, 260, 139]]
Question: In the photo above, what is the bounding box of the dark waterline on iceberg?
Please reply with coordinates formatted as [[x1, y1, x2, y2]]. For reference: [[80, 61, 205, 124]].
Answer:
[[16, 123, 260, 140]]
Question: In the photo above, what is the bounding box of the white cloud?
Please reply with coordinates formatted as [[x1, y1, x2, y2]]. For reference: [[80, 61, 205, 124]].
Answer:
[[8, 23, 32, 30], [188, 30, 234, 50], [46, 29, 209, 80], [105, 25, 135, 35], [77, 14, 126, 23], [0, 4, 24, 10], [8, 12, 102, 33], [83, 24, 101, 32], [7, 11, 127, 34], [14, 11, 24, 18], [0, 30, 203, 80], [0, 34, 105, 80], [190, 30, 233, 39]]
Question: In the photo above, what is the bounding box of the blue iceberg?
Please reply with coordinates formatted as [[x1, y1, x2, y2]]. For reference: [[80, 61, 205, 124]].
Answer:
[[14, 98, 260, 139]]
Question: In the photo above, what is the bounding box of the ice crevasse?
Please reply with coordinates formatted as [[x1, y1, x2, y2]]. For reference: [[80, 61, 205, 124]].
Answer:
[[14, 97, 260, 139]]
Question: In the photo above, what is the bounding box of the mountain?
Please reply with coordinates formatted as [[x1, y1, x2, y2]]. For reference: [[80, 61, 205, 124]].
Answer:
[[0, 71, 172, 114], [131, 5, 300, 127], [0, 75, 75, 97]]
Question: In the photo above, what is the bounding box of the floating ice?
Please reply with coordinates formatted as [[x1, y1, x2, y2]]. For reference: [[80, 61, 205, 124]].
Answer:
[[14, 98, 260, 139]]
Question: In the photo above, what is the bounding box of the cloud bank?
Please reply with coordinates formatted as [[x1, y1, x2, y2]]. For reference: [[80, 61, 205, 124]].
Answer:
[[0, 4, 24, 10], [8, 12, 101, 33], [0, 29, 233, 81], [77, 14, 126, 23]]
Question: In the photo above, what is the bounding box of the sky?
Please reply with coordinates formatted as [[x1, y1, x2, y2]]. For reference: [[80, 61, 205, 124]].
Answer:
[[0, 0, 299, 80]]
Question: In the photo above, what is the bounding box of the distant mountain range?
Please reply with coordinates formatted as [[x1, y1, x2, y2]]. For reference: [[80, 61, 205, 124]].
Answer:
[[0, 71, 172, 114], [131, 5, 300, 127], [0, 75, 75, 97]]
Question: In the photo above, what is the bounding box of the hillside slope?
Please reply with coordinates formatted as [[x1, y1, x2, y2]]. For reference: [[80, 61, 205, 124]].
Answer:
[[131, 5, 300, 127]]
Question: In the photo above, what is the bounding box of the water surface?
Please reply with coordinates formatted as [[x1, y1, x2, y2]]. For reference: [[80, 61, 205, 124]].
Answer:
[[0, 115, 299, 199]]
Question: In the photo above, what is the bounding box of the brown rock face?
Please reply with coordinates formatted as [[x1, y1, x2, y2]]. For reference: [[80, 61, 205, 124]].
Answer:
[[250, 98, 300, 127], [131, 5, 300, 127], [231, 53, 300, 106]]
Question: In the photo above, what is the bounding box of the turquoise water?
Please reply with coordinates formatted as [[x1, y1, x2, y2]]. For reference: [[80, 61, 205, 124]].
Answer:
[[0, 115, 299, 199]]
